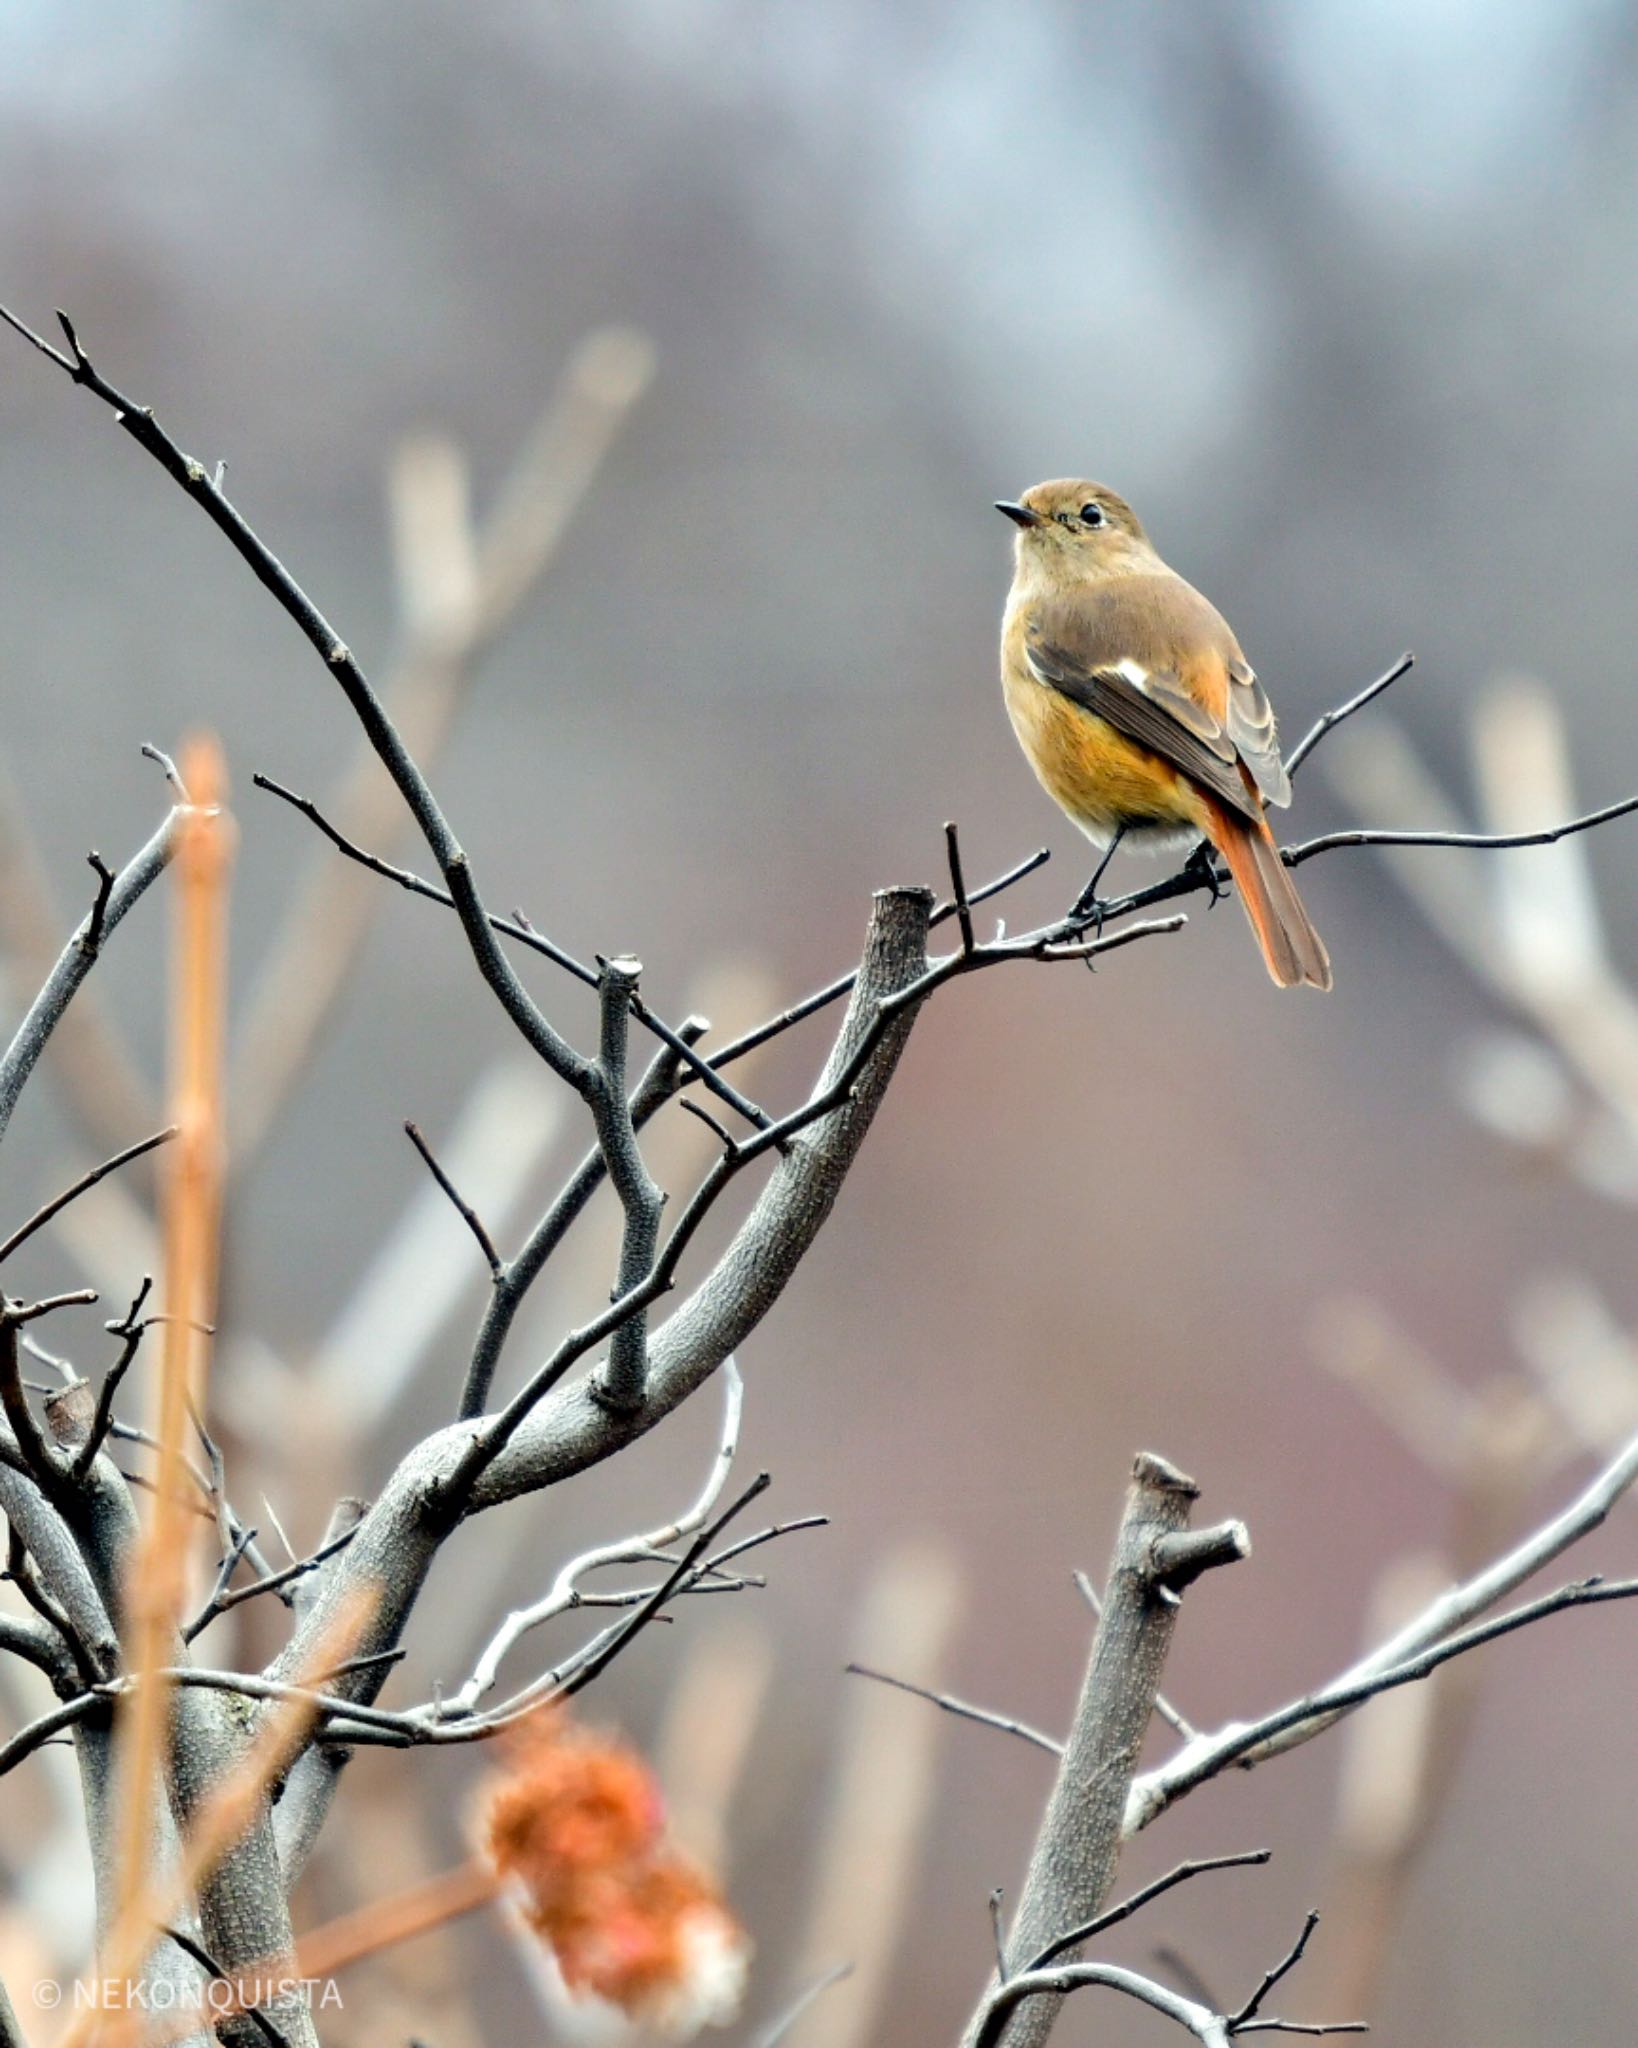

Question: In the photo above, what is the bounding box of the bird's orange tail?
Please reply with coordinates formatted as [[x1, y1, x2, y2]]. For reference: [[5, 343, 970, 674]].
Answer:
[[1200, 800, 1333, 991]]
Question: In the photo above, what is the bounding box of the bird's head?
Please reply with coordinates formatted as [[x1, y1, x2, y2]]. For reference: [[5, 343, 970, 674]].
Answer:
[[994, 480, 1152, 584]]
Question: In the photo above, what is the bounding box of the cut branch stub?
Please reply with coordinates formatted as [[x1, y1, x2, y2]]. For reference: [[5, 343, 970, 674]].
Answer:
[[1151, 1518, 1253, 1597]]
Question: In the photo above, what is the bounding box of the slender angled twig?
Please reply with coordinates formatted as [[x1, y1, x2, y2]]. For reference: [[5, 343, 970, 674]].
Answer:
[[229, 332, 653, 1158], [1285, 654, 1414, 776], [404, 1121, 502, 1279], [1, 305, 594, 1099], [1281, 796, 1638, 867], [79, 851, 117, 956], [0, 803, 182, 1151], [252, 772, 771, 1134], [187, 1526, 359, 1640], [1126, 1576, 1638, 1853], [1024, 1851, 1273, 1975], [71, 1275, 153, 1479], [678, 1095, 735, 1149], [1229, 1914, 1321, 2030], [556, 1473, 774, 1700], [0, 1690, 104, 1777], [845, 1663, 1062, 1756], [946, 822, 977, 955], [973, 1907, 1365, 2048], [439, 1359, 746, 1716], [183, 1523, 259, 1641], [4, 1289, 97, 1324], [0, 1126, 176, 1269], [160, 1928, 290, 2048], [6, 1527, 81, 1671], [0, 758, 157, 1151]]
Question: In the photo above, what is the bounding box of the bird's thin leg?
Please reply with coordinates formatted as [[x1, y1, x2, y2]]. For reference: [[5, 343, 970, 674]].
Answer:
[[1070, 825, 1126, 924]]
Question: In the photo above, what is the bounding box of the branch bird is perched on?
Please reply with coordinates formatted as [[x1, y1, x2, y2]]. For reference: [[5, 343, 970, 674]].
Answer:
[[997, 481, 1332, 990]]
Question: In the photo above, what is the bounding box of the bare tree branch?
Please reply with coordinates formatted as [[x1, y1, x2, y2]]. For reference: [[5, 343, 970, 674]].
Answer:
[[402, 1121, 502, 1281], [229, 329, 654, 1159], [1285, 654, 1415, 776], [588, 955, 666, 1414], [0, 1126, 176, 1270], [459, 1016, 708, 1417], [1125, 1423, 1638, 1835], [0, 804, 182, 1151], [0, 756, 158, 1152], [437, 1358, 745, 1717], [962, 1454, 1248, 2048], [844, 1663, 1063, 1757]]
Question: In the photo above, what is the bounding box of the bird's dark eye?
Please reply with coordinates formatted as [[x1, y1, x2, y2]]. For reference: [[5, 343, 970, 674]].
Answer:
[[1079, 502, 1105, 528]]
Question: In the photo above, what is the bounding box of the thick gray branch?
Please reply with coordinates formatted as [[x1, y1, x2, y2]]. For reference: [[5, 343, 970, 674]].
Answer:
[[589, 955, 665, 1414], [266, 887, 934, 1860], [962, 1453, 1246, 2048], [0, 1461, 118, 1680], [167, 1688, 317, 2048]]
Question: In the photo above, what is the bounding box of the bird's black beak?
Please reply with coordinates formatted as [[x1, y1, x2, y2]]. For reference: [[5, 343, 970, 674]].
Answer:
[[995, 500, 1043, 529]]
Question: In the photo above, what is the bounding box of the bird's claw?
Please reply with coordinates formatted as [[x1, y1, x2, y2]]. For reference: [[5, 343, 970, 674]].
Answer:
[[1067, 891, 1109, 938], [1183, 842, 1226, 906]]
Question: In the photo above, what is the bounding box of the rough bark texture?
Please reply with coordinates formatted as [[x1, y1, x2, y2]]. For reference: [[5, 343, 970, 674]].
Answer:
[[964, 1453, 1210, 2048], [266, 885, 936, 1864]]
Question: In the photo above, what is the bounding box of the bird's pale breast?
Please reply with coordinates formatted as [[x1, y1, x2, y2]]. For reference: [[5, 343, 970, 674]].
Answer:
[[1000, 656, 1207, 849]]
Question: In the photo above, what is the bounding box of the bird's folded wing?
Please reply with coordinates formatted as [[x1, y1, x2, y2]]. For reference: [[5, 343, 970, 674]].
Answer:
[[1024, 633, 1264, 824], [1224, 657, 1292, 808]]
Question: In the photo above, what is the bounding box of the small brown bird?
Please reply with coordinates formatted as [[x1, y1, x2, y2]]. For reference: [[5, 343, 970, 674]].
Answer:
[[997, 480, 1331, 990]]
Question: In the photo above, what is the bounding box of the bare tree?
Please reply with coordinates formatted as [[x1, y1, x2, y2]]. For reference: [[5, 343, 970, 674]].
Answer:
[[2, 303, 1637, 2047]]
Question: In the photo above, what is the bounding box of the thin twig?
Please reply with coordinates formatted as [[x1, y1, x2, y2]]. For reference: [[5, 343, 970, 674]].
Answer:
[[1286, 654, 1415, 776], [1025, 1851, 1272, 1975], [188, 1526, 359, 1638], [946, 822, 977, 955], [1229, 1913, 1321, 2029], [845, 1663, 1062, 1756], [0, 804, 182, 1151], [0, 1126, 176, 1269], [404, 1121, 502, 1279], [252, 772, 772, 1133], [80, 852, 117, 957], [71, 1275, 154, 1480]]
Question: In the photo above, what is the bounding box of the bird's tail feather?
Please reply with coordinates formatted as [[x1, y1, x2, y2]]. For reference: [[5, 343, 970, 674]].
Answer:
[[1202, 801, 1333, 992]]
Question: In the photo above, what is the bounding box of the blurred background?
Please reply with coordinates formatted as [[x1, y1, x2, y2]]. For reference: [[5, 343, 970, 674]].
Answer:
[[4, 2, 1638, 2041]]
